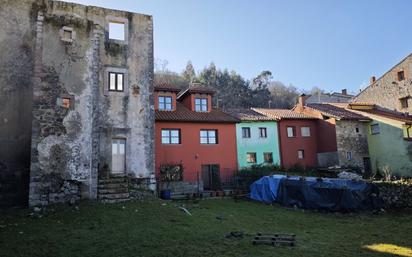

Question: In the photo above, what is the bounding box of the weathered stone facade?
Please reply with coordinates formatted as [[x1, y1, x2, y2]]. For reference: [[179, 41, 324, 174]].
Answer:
[[354, 54, 412, 113], [1, 0, 155, 207], [335, 120, 369, 170]]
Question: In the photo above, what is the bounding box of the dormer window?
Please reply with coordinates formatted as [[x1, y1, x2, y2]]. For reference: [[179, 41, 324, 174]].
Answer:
[[195, 98, 208, 112], [109, 72, 124, 92], [159, 96, 172, 111]]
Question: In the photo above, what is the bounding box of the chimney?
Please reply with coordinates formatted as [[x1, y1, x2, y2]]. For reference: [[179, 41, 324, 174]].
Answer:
[[370, 76, 376, 84], [341, 89, 347, 95], [297, 94, 307, 112]]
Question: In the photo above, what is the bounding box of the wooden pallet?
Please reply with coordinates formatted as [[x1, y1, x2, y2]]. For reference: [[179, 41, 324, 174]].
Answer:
[[252, 233, 296, 247]]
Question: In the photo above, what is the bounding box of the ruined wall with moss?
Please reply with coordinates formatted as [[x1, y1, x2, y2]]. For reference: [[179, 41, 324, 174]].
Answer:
[[1, 0, 155, 207]]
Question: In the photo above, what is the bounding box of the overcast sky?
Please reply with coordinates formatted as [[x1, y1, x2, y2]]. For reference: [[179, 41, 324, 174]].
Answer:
[[62, 0, 412, 93]]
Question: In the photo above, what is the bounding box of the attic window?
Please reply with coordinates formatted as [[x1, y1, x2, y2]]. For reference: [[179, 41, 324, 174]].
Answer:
[[60, 26, 75, 43], [109, 22, 125, 41], [397, 71, 405, 81]]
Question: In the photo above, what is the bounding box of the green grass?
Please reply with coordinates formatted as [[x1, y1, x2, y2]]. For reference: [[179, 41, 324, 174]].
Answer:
[[1, 199, 411, 257]]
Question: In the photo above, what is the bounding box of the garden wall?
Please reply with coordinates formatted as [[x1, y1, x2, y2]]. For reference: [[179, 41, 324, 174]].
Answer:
[[374, 180, 412, 209]]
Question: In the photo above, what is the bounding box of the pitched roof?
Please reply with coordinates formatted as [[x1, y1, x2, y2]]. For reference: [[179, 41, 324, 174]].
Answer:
[[355, 109, 412, 124], [252, 108, 317, 120], [155, 102, 239, 123], [305, 103, 370, 121], [223, 108, 276, 121], [154, 82, 182, 92], [177, 84, 216, 99]]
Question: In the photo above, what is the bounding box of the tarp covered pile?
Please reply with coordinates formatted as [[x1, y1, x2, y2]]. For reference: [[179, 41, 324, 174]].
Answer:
[[250, 175, 382, 211]]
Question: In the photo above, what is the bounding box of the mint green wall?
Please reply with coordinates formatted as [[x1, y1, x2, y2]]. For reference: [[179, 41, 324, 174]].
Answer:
[[367, 120, 412, 177], [236, 121, 280, 168]]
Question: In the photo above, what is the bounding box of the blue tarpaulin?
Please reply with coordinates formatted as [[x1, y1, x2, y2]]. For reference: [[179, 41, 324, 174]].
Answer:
[[250, 175, 381, 211]]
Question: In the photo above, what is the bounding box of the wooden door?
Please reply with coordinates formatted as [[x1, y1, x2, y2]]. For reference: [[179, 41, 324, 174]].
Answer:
[[112, 139, 126, 173]]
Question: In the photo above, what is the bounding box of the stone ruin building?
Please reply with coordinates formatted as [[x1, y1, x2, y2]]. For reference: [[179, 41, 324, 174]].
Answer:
[[0, 0, 155, 207]]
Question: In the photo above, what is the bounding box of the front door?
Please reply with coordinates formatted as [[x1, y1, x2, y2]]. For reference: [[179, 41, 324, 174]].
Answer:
[[112, 139, 126, 174], [201, 164, 220, 190], [363, 157, 372, 177]]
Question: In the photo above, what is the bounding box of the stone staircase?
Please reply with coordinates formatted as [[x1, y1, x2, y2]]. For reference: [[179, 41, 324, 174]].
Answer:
[[98, 176, 130, 203]]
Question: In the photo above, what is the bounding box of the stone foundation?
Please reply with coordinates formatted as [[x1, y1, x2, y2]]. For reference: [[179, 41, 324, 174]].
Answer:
[[29, 176, 80, 206]]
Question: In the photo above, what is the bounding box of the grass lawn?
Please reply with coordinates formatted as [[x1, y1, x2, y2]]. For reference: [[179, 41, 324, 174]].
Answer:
[[1, 199, 411, 257]]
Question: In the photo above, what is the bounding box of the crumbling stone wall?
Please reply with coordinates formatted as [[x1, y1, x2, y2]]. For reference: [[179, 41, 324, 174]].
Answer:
[[374, 180, 412, 209], [0, 0, 36, 206], [1, 0, 155, 207], [354, 54, 412, 113], [335, 120, 369, 171]]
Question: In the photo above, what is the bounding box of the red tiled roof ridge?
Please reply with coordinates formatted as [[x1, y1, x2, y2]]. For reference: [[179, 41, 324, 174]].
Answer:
[[223, 108, 277, 121], [305, 103, 371, 121], [252, 108, 318, 120]]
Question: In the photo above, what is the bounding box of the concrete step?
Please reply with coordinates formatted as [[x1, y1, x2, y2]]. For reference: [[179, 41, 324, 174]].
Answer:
[[98, 188, 129, 194], [98, 192, 130, 200], [100, 198, 131, 204]]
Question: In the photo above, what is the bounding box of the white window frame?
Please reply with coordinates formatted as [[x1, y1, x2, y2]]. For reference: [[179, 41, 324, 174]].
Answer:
[[158, 96, 173, 111], [161, 129, 180, 144], [108, 72, 124, 92], [298, 150, 304, 159], [301, 127, 311, 137], [287, 127, 295, 138], [242, 127, 251, 138], [200, 130, 218, 144], [195, 98, 208, 112]]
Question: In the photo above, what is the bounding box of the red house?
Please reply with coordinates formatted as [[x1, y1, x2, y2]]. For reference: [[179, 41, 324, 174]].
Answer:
[[155, 83, 238, 191], [253, 108, 319, 168]]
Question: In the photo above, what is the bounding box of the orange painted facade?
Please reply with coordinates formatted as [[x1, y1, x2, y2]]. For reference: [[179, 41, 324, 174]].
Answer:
[[155, 122, 238, 182]]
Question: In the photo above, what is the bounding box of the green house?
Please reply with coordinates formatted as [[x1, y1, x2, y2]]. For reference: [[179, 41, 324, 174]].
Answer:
[[350, 104, 412, 177], [225, 109, 280, 168]]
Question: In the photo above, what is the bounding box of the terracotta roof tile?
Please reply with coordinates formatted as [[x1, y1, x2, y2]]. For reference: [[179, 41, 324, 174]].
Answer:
[[155, 102, 238, 123], [177, 84, 216, 99], [154, 82, 182, 92], [224, 109, 276, 121], [306, 103, 370, 120], [252, 108, 317, 120]]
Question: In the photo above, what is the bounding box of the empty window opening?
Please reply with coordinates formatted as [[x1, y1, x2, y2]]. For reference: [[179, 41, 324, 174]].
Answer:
[[242, 127, 251, 138], [62, 97, 71, 109], [355, 127, 360, 133], [400, 98, 409, 109], [200, 130, 218, 144], [301, 127, 311, 137], [195, 98, 208, 112], [287, 126, 295, 137], [60, 26, 75, 42], [109, 72, 124, 92], [346, 151, 352, 160], [158, 96, 172, 111], [246, 153, 257, 163], [298, 150, 304, 159], [263, 152, 273, 163], [397, 71, 405, 81], [109, 22, 125, 41], [370, 124, 380, 135], [161, 129, 180, 144], [259, 127, 267, 138]]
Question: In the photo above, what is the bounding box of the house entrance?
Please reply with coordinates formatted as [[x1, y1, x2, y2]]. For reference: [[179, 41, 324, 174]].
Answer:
[[112, 138, 126, 174], [201, 164, 220, 190]]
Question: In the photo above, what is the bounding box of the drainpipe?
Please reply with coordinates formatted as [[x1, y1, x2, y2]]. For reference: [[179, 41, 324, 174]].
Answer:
[[277, 121, 283, 167]]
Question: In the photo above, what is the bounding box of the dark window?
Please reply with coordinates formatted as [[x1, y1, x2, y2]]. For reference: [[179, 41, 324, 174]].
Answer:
[[161, 129, 180, 144], [109, 72, 124, 92], [242, 127, 251, 138], [200, 130, 218, 144], [158, 96, 172, 111], [400, 98, 409, 109], [398, 71, 405, 81], [264, 152, 273, 163], [246, 153, 257, 163], [259, 127, 267, 138], [346, 151, 352, 160], [195, 98, 208, 112], [287, 126, 295, 137], [298, 150, 304, 159], [355, 127, 360, 133], [370, 124, 380, 135]]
